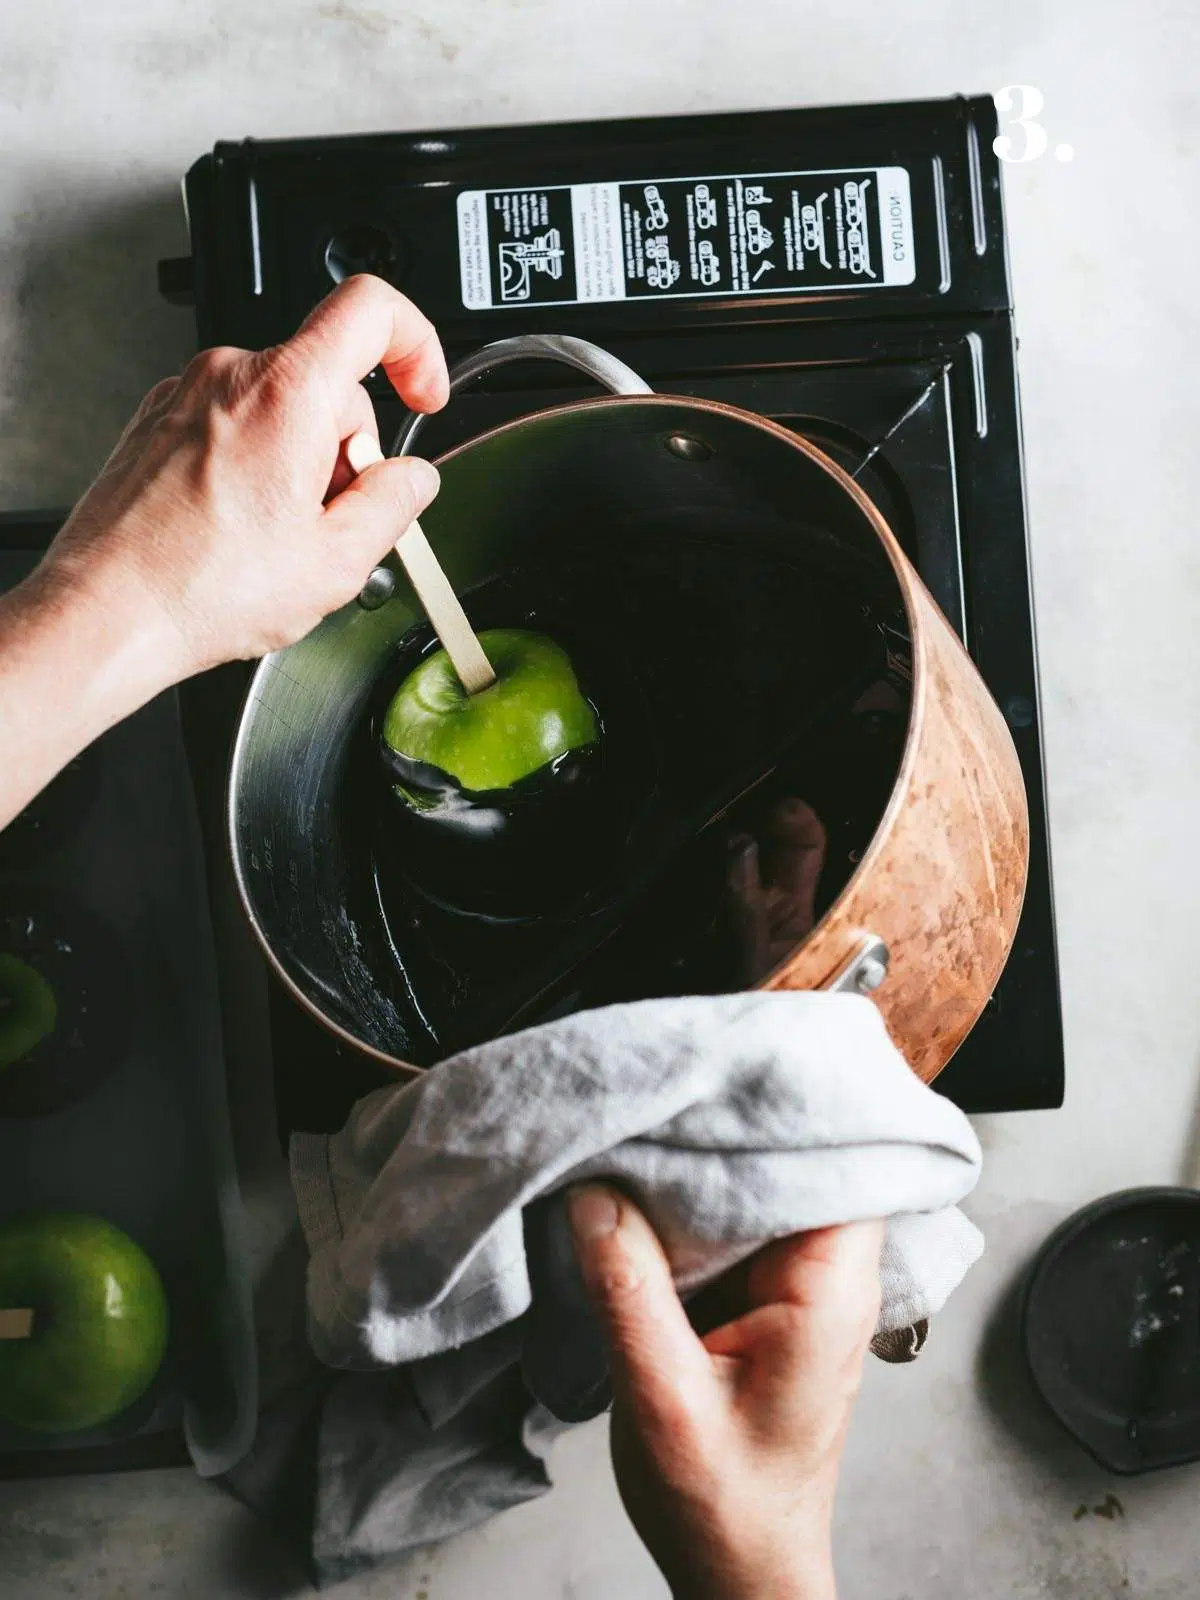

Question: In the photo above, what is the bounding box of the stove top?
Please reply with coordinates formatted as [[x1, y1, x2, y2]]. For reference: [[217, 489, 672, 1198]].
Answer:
[[166, 94, 1062, 1118]]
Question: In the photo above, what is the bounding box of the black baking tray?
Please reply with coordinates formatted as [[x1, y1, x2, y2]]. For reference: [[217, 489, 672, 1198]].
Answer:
[[0, 512, 256, 1479]]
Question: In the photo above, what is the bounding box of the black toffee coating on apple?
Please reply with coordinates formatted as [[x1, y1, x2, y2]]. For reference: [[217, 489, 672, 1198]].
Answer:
[[379, 741, 609, 913], [343, 534, 907, 1062], [370, 622, 653, 919]]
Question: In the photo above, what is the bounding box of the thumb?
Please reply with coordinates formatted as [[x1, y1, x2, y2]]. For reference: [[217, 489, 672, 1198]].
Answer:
[[568, 1184, 713, 1424], [324, 442, 441, 567]]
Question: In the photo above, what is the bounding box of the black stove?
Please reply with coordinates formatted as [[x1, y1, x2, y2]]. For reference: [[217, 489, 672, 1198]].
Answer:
[[165, 93, 1062, 1118]]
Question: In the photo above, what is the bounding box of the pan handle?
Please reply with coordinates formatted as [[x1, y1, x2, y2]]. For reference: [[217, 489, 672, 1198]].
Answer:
[[355, 336, 653, 608], [389, 333, 654, 458], [821, 934, 890, 995]]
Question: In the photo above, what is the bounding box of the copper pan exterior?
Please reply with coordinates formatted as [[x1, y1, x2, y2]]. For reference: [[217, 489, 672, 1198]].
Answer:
[[752, 432, 1030, 1080]]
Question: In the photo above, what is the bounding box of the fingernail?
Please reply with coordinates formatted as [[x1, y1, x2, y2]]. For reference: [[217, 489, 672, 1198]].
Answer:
[[344, 430, 384, 474], [405, 457, 441, 504], [568, 1184, 620, 1244]]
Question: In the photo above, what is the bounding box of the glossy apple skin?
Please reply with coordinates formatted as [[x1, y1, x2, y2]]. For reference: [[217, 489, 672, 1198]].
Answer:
[[382, 628, 599, 791], [0, 1212, 169, 1434]]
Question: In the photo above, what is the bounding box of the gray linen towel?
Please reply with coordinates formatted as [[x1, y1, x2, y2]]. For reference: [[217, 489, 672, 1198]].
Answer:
[[233, 991, 983, 1584], [292, 992, 982, 1369]]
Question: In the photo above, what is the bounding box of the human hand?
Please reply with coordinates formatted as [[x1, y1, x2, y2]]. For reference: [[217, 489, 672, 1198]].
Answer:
[[37, 273, 447, 679], [569, 1186, 883, 1600]]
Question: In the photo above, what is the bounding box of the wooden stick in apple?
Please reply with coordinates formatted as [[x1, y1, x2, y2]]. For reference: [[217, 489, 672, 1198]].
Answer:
[[0, 1308, 33, 1339], [345, 432, 496, 695]]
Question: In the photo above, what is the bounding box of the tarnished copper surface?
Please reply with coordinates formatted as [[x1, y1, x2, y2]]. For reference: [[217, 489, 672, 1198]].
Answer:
[[758, 431, 1030, 1080]]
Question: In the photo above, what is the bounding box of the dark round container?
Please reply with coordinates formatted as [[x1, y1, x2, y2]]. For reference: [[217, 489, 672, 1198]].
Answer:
[[1023, 1187, 1200, 1474]]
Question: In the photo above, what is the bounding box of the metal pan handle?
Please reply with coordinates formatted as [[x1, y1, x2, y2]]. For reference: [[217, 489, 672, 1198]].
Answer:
[[356, 336, 653, 608], [821, 934, 890, 995], [390, 333, 654, 457]]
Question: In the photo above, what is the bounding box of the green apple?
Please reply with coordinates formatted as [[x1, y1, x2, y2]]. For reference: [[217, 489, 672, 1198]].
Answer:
[[382, 628, 599, 793], [0, 1212, 169, 1434], [0, 955, 57, 1070]]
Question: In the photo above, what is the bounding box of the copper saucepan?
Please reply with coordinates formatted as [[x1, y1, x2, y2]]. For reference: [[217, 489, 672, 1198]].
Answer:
[[228, 335, 1029, 1084]]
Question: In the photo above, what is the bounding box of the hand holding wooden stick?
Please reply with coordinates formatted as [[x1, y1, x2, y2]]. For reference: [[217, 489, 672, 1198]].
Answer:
[[345, 432, 496, 695]]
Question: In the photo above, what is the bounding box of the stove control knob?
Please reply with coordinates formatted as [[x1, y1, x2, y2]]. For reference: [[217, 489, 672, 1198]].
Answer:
[[324, 226, 403, 287]]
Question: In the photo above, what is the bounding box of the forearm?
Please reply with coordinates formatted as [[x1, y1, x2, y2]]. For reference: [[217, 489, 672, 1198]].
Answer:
[[0, 564, 176, 829]]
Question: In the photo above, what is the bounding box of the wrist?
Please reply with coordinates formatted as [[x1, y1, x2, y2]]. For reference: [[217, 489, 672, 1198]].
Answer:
[[3, 557, 181, 740], [667, 1535, 837, 1600], [678, 1571, 835, 1600], [0, 544, 195, 830], [672, 1576, 834, 1600]]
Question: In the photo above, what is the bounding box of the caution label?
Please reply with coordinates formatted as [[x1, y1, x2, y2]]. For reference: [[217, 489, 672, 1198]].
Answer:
[[457, 166, 915, 310]]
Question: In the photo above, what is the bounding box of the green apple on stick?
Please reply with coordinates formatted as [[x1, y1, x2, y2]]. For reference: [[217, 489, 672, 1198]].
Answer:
[[382, 628, 599, 794]]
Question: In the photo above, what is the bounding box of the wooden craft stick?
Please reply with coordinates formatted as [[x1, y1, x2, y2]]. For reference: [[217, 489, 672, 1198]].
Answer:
[[0, 1308, 34, 1340], [395, 520, 496, 694], [345, 431, 496, 695]]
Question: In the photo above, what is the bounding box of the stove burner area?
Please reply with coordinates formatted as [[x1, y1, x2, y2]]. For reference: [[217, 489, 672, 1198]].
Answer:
[[170, 92, 1063, 1125], [0, 899, 131, 1119]]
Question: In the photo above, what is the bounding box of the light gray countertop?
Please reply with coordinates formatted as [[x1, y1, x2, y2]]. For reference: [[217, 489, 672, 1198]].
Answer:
[[3, 2, 1200, 1595]]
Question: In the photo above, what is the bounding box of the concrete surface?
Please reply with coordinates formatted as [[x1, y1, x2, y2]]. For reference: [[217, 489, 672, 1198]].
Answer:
[[3, 1, 1200, 1595]]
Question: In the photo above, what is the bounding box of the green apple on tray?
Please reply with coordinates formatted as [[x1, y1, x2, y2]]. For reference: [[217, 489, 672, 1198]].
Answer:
[[0, 1212, 169, 1434]]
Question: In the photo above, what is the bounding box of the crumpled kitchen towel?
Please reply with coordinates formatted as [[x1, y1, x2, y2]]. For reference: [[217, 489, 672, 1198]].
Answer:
[[239, 991, 984, 1582], [294, 992, 982, 1372]]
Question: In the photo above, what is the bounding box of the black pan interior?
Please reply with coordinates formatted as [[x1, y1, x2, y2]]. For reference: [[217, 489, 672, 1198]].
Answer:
[[341, 506, 911, 1061]]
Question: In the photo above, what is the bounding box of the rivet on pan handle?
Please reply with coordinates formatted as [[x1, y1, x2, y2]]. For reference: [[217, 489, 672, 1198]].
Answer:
[[824, 935, 890, 995]]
